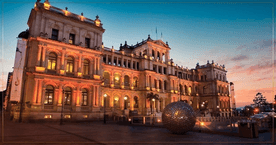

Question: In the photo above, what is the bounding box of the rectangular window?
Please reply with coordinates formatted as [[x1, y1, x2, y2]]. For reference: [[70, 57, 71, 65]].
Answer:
[[123, 59, 126, 67], [153, 65, 156, 72], [108, 57, 111, 65], [85, 38, 90, 48], [158, 66, 162, 74], [103, 55, 106, 63], [114, 57, 117, 65], [51, 29, 58, 40], [163, 67, 167, 74], [69, 33, 75, 44], [128, 60, 131, 68], [118, 59, 121, 66], [137, 62, 139, 70]]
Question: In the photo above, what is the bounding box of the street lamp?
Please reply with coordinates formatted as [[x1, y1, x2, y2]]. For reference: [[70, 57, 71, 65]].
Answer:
[[103, 94, 107, 124]]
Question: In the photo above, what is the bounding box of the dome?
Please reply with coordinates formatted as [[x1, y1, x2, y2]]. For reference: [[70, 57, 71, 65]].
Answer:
[[18, 29, 29, 39]]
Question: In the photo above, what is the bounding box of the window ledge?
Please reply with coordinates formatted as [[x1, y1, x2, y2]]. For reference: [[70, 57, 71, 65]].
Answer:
[[35, 66, 45, 72]]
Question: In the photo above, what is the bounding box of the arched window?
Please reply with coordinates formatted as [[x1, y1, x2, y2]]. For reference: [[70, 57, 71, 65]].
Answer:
[[47, 52, 57, 70], [188, 86, 192, 95], [134, 96, 139, 108], [185, 85, 188, 94], [154, 79, 157, 88], [82, 88, 88, 106], [66, 56, 74, 73], [114, 96, 120, 108], [64, 87, 72, 105], [159, 80, 162, 90], [83, 59, 89, 75], [152, 50, 155, 59], [103, 72, 110, 86], [179, 84, 183, 94], [124, 96, 130, 109], [133, 77, 138, 88], [44, 85, 54, 105], [114, 73, 120, 87], [157, 51, 160, 60], [164, 80, 167, 90], [124, 75, 130, 87]]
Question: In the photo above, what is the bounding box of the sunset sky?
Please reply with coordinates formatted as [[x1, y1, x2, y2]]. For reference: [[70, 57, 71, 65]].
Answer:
[[0, 0, 274, 107]]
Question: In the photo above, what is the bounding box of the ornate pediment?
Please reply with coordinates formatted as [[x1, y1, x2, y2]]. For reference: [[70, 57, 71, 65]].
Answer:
[[153, 40, 168, 48]]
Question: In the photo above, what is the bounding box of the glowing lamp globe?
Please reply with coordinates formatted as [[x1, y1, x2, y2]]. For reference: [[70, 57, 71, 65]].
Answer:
[[162, 101, 196, 134]]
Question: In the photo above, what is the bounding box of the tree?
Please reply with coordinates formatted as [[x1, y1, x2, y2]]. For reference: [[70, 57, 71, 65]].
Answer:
[[253, 92, 267, 108], [146, 92, 159, 114]]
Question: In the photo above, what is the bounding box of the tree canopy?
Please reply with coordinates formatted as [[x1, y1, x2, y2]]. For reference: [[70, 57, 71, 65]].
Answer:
[[253, 92, 267, 107]]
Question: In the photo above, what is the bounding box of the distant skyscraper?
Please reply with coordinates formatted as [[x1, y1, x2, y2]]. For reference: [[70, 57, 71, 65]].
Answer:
[[230, 82, 236, 109]]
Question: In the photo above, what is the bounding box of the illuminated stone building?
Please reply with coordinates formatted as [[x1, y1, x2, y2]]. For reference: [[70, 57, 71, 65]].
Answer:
[[11, 0, 233, 121]]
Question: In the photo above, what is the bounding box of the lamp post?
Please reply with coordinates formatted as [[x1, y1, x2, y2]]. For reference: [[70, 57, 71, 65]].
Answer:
[[103, 94, 107, 124], [60, 90, 65, 125]]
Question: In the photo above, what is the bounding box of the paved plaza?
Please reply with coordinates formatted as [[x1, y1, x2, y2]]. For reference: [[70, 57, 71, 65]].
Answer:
[[0, 114, 275, 144]]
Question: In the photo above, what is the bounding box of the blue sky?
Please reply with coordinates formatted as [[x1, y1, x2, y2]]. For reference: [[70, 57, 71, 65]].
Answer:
[[0, 0, 275, 107]]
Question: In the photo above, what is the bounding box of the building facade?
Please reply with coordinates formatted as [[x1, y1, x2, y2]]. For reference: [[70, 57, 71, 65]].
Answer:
[[10, 0, 234, 121]]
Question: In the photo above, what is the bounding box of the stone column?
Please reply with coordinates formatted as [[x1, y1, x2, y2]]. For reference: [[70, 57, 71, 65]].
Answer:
[[89, 59, 93, 77], [32, 79, 39, 104], [78, 55, 82, 73], [76, 87, 81, 106], [145, 75, 148, 87], [61, 51, 65, 70], [37, 80, 42, 105], [58, 85, 63, 106], [111, 54, 114, 65], [121, 75, 124, 88], [41, 87, 46, 109], [36, 45, 42, 66], [96, 58, 99, 75], [92, 86, 95, 107], [41, 47, 46, 67], [89, 87, 93, 107], [96, 86, 99, 106], [162, 81, 164, 92], [72, 89, 77, 107], [105, 54, 108, 64], [57, 55, 61, 74], [131, 58, 133, 69], [93, 58, 97, 75], [110, 72, 114, 87], [54, 88, 59, 106], [74, 56, 78, 75], [157, 80, 159, 91]]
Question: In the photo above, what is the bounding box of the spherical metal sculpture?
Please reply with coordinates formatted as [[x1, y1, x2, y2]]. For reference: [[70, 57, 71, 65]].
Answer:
[[162, 101, 196, 134]]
